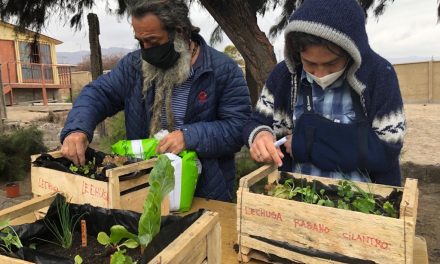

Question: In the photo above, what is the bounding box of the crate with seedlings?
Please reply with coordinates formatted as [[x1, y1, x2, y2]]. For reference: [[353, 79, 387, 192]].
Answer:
[[0, 155, 221, 264], [237, 165, 419, 264], [31, 149, 169, 214]]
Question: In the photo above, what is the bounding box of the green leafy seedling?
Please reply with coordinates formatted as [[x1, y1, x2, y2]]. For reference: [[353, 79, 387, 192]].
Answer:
[[0, 219, 23, 256], [74, 255, 83, 264], [383, 201, 397, 218], [97, 155, 175, 263], [40, 198, 87, 249]]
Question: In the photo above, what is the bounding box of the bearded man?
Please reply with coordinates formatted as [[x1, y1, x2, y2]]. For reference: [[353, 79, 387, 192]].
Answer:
[[60, 0, 251, 201]]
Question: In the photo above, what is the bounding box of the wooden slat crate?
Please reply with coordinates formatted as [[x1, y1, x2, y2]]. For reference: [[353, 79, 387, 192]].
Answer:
[[0, 193, 221, 264], [31, 151, 169, 214], [237, 165, 419, 264]]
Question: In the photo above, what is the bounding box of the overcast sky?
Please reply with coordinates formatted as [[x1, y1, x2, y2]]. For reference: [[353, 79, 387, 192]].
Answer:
[[43, 0, 440, 63]]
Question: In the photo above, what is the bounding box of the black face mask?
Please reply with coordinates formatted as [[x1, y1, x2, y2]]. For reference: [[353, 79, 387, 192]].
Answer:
[[141, 41, 180, 70]]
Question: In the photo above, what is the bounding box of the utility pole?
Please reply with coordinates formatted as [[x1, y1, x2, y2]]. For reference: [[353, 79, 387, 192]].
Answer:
[[87, 13, 106, 137], [0, 64, 7, 133]]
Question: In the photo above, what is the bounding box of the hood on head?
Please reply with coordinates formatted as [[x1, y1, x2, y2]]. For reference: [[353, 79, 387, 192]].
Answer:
[[284, 0, 369, 95]]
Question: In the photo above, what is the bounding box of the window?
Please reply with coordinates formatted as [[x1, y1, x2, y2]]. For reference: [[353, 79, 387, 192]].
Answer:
[[19, 42, 53, 82]]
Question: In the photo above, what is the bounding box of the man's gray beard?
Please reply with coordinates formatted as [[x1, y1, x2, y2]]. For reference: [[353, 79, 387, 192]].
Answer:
[[141, 35, 192, 136]]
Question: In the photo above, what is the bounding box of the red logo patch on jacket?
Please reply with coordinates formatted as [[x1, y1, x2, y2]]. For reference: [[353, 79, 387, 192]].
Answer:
[[197, 90, 208, 103]]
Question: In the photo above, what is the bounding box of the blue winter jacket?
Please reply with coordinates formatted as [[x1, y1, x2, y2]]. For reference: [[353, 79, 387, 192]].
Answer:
[[61, 35, 252, 201]]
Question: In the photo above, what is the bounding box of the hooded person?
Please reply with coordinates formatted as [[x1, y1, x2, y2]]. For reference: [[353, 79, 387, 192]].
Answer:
[[243, 0, 405, 186], [60, 0, 251, 201]]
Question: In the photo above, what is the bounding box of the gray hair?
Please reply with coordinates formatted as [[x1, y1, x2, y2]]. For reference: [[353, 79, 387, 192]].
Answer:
[[128, 0, 200, 43]]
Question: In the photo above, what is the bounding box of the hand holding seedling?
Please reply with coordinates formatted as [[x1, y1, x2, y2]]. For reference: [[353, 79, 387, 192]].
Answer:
[[250, 131, 284, 167], [61, 132, 89, 166]]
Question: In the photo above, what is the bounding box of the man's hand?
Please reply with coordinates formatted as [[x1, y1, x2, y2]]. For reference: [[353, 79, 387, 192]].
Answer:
[[60, 132, 89, 166], [156, 130, 186, 154], [250, 131, 284, 167]]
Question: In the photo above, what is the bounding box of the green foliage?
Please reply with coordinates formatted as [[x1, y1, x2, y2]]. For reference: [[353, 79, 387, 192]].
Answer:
[[0, 126, 47, 182], [383, 201, 398, 218], [74, 255, 83, 264], [69, 158, 96, 178], [97, 155, 174, 263], [99, 112, 126, 153], [138, 155, 174, 247], [111, 250, 135, 264], [40, 198, 87, 249], [0, 219, 23, 256], [97, 225, 138, 264], [267, 178, 400, 218]]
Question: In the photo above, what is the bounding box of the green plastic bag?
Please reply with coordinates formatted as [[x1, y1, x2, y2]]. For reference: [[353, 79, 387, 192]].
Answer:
[[111, 139, 200, 212]]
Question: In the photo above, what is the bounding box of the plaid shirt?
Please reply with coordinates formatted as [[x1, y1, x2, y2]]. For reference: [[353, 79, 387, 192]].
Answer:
[[292, 70, 369, 182]]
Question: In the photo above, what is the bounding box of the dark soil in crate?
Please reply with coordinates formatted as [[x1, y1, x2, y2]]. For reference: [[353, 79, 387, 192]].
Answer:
[[32, 148, 151, 181], [1, 195, 205, 264], [253, 171, 403, 218], [35, 232, 141, 264]]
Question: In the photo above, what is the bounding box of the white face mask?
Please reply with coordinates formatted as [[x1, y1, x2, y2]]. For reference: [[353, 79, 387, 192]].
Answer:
[[306, 67, 346, 89]]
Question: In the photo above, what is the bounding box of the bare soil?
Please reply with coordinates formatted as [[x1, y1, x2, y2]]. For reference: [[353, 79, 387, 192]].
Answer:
[[34, 233, 141, 264], [1, 104, 439, 263]]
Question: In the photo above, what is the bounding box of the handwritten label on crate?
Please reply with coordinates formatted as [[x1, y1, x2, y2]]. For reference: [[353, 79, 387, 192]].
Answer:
[[35, 175, 109, 206], [244, 205, 391, 250]]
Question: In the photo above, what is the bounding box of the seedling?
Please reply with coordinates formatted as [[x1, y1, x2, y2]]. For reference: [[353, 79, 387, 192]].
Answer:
[[69, 158, 96, 178], [97, 154, 175, 263], [0, 219, 23, 256], [39, 198, 87, 249], [267, 177, 400, 218]]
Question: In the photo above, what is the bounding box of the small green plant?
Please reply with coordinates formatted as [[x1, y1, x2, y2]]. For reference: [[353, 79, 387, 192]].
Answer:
[[39, 198, 87, 249], [97, 225, 139, 264], [267, 177, 400, 218], [74, 255, 83, 264], [0, 219, 23, 256], [69, 158, 96, 178], [97, 155, 175, 263]]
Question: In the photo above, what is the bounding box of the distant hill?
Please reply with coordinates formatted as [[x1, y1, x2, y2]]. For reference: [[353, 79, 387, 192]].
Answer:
[[57, 47, 135, 65]]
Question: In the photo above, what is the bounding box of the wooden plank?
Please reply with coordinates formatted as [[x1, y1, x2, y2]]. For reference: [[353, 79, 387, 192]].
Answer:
[[31, 150, 63, 162], [0, 255, 33, 264], [106, 158, 156, 178], [107, 170, 121, 210], [240, 235, 343, 264], [178, 237, 207, 264], [189, 198, 239, 264], [32, 167, 110, 208], [239, 165, 277, 188], [400, 178, 419, 219], [238, 189, 411, 264], [0, 193, 55, 222], [119, 174, 149, 192], [148, 211, 220, 263], [207, 222, 221, 264], [120, 186, 148, 213], [413, 236, 428, 264], [398, 178, 418, 264]]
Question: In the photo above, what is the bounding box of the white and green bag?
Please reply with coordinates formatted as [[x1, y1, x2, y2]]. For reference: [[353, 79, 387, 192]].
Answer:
[[111, 138, 201, 212]]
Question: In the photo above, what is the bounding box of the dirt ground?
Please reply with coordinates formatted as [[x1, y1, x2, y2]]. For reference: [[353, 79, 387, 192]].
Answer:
[[1, 104, 439, 263]]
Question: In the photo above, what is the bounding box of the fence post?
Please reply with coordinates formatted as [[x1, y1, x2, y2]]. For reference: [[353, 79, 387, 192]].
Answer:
[[0, 64, 7, 133]]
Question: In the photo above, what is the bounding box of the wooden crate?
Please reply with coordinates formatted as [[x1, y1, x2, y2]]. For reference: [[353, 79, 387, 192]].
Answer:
[[31, 151, 169, 214], [0, 193, 221, 264], [237, 165, 419, 264]]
